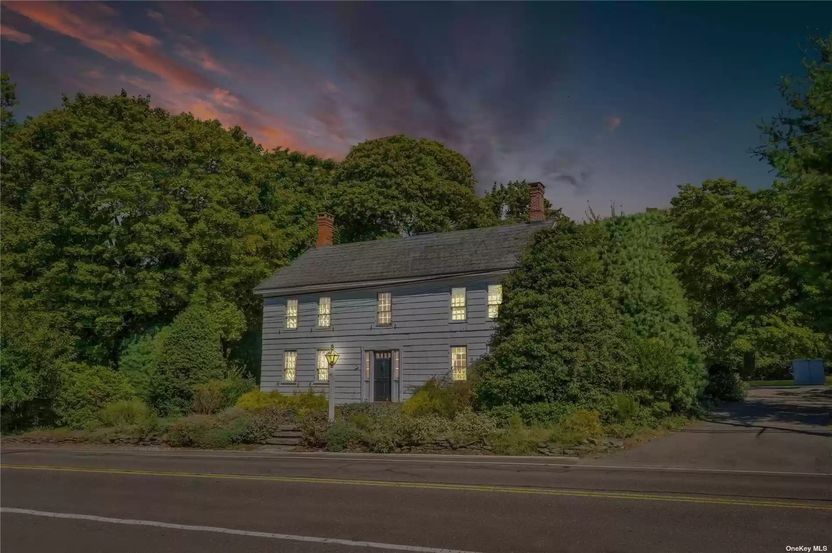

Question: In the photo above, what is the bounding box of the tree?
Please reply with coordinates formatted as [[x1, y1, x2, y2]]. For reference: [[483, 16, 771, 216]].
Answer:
[[1, 92, 314, 364], [480, 180, 555, 225], [329, 135, 482, 242], [668, 179, 825, 377], [1, 72, 17, 130], [758, 34, 832, 332], [475, 221, 630, 408], [0, 303, 77, 429], [605, 211, 705, 409]]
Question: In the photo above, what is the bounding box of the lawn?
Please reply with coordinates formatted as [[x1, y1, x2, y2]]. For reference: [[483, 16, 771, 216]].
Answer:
[[747, 375, 832, 387]]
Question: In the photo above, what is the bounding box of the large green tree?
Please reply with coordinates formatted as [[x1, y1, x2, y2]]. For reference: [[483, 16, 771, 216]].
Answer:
[[329, 135, 482, 242], [759, 34, 832, 332], [475, 221, 630, 408], [1, 92, 314, 363], [668, 179, 825, 376], [605, 211, 705, 409]]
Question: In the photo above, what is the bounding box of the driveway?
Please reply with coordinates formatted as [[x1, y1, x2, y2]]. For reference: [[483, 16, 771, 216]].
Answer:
[[588, 386, 832, 474]]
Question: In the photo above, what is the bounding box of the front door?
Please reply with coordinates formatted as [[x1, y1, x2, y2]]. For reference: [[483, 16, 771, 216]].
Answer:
[[373, 351, 392, 402]]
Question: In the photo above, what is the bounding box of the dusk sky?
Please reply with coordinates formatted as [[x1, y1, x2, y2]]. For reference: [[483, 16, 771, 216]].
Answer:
[[1, 2, 829, 217]]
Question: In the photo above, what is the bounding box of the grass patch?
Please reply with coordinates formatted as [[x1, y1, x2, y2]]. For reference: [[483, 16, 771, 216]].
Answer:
[[747, 375, 831, 387]]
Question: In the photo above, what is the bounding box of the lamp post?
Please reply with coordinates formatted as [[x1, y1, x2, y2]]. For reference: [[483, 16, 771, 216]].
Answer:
[[324, 344, 340, 422]]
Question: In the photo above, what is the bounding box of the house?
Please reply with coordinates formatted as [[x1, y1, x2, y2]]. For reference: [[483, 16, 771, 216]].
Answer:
[[253, 182, 549, 404]]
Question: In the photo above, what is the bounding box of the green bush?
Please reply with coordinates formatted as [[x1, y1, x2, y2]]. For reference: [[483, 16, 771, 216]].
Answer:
[[550, 409, 604, 446], [704, 364, 747, 401], [55, 362, 135, 429], [489, 416, 553, 455], [402, 378, 473, 418], [97, 399, 157, 428], [326, 420, 365, 452], [192, 377, 255, 414], [165, 409, 252, 448], [236, 389, 326, 414]]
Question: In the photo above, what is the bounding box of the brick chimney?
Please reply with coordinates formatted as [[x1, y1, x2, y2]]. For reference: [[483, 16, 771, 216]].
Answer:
[[528, 182, 545, 222], [316, 213, 334, 247]]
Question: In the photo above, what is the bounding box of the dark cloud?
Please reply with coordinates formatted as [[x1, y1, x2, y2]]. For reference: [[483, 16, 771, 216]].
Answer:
[[541, 148, 593, 191], [327, 4, 571, 188]]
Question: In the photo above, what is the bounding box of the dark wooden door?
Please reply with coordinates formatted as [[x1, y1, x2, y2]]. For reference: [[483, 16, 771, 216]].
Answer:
[[373, 352, 392, 402]]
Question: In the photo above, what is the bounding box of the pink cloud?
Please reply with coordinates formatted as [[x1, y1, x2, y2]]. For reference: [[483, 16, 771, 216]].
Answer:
[[1, 23, 33, 43], [6, 2, 343, 158], [605, 116, 622, 132]]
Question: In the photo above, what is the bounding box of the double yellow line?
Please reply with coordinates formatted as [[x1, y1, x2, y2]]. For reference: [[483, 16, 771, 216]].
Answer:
[[3, 463, 830, 511]]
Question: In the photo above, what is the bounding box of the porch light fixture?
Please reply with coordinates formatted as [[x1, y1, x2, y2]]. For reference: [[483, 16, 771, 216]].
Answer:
[[325, 344, 339, 422]]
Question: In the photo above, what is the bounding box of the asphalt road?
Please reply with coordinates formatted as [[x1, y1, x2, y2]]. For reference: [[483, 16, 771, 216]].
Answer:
[[2, 387, 830, 553]]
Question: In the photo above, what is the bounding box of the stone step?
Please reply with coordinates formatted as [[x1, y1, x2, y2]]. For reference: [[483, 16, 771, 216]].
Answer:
[[265, 437, 302, 446], [275, 430, 303, 438], [278, 425, 299, 432]]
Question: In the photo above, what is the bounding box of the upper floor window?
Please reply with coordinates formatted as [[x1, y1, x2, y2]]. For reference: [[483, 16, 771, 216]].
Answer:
[[487, 285, 503, 319], [317, 297, 331, 328], [286, 299, 298, 329], [377, 292, 392, 325], [451, 287, 466, 321], [283, 351, 297, 383], [316, 349, 329, 382], [451, 346, 467, 381]]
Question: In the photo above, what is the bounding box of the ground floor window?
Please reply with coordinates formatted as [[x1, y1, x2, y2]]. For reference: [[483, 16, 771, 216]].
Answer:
[[316, 349, 329, 382], [283, 351, 297, 382], [451, 346, 467, 381]]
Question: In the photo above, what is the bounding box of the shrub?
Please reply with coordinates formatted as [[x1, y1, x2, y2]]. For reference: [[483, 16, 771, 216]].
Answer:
[[236, 389, 326, 414], [245, 406, 296, 443], [299, 411, 329, 448], [326, 420, 364, 452], [192, 377, 255, 414], [402, 378, 472, 418], [165, 409, 252, 449], [55, 362, 135, 429], [489, 416, 553, 455], [704, 364, 746, 401], [445, 411, 497, 448], [550, 409, 604, 446], [97, 399, 157, 428]]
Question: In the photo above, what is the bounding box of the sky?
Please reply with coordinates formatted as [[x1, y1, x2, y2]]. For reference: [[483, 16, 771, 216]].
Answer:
[[1, 2, 830, 218]]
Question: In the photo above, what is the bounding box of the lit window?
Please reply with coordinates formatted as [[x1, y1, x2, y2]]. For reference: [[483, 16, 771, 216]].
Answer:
[[377, 292, 392, 325], [317, 297, 331, 328], [487, 285, 503, 319], [286, 299, 298, 329], [283, 351, 297, 382], [451, 288, 466, 321], [451, 346, 467, 381], [317, 349, 329, 382]]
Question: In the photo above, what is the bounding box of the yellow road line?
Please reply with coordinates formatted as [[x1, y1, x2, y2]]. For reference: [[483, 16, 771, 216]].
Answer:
[[2, 463, 830, 511]]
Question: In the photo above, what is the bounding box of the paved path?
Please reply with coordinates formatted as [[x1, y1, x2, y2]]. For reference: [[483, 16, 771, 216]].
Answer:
[[2, 387, 830, 552], [588, 386, 832, 474]]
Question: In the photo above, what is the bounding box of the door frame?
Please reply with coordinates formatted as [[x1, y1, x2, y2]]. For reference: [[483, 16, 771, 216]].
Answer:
[[373, 351, 393, 402], [363, 347, 402, 402]]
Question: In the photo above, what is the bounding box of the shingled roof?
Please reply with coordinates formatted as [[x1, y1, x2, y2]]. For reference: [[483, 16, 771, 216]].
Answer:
[[254, 221, 549, 295]]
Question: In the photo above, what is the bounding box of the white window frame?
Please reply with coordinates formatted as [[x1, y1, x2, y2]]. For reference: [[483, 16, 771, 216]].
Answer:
[[316, 349, 329, 382], [377, 292, 392, 325], [487, 284, 503, 319], [283, 351, 297, 383], [317, 297, 331, 328], [285, 299, 298, 329], [451, 346, 468, 381], [450, 287, 466, 321]]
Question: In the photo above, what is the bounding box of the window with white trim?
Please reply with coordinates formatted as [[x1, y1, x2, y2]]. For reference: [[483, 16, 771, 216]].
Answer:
[[487, 284, 503, 319], [317, 297, 331, 328], [377, 292, 392, 325], [451, 346, 467, 381], [283, 351, 297, 382], [451, 287, 466, 321], [286, 299, 298, 329], [316, 349, 329, 382]]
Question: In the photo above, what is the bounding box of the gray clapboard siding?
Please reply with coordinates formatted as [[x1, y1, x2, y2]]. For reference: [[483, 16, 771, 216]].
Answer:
[[259, 275, 502, 404]]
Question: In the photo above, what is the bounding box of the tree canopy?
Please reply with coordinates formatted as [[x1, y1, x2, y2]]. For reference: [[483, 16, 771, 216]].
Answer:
[[329, 135, 483, 242]]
